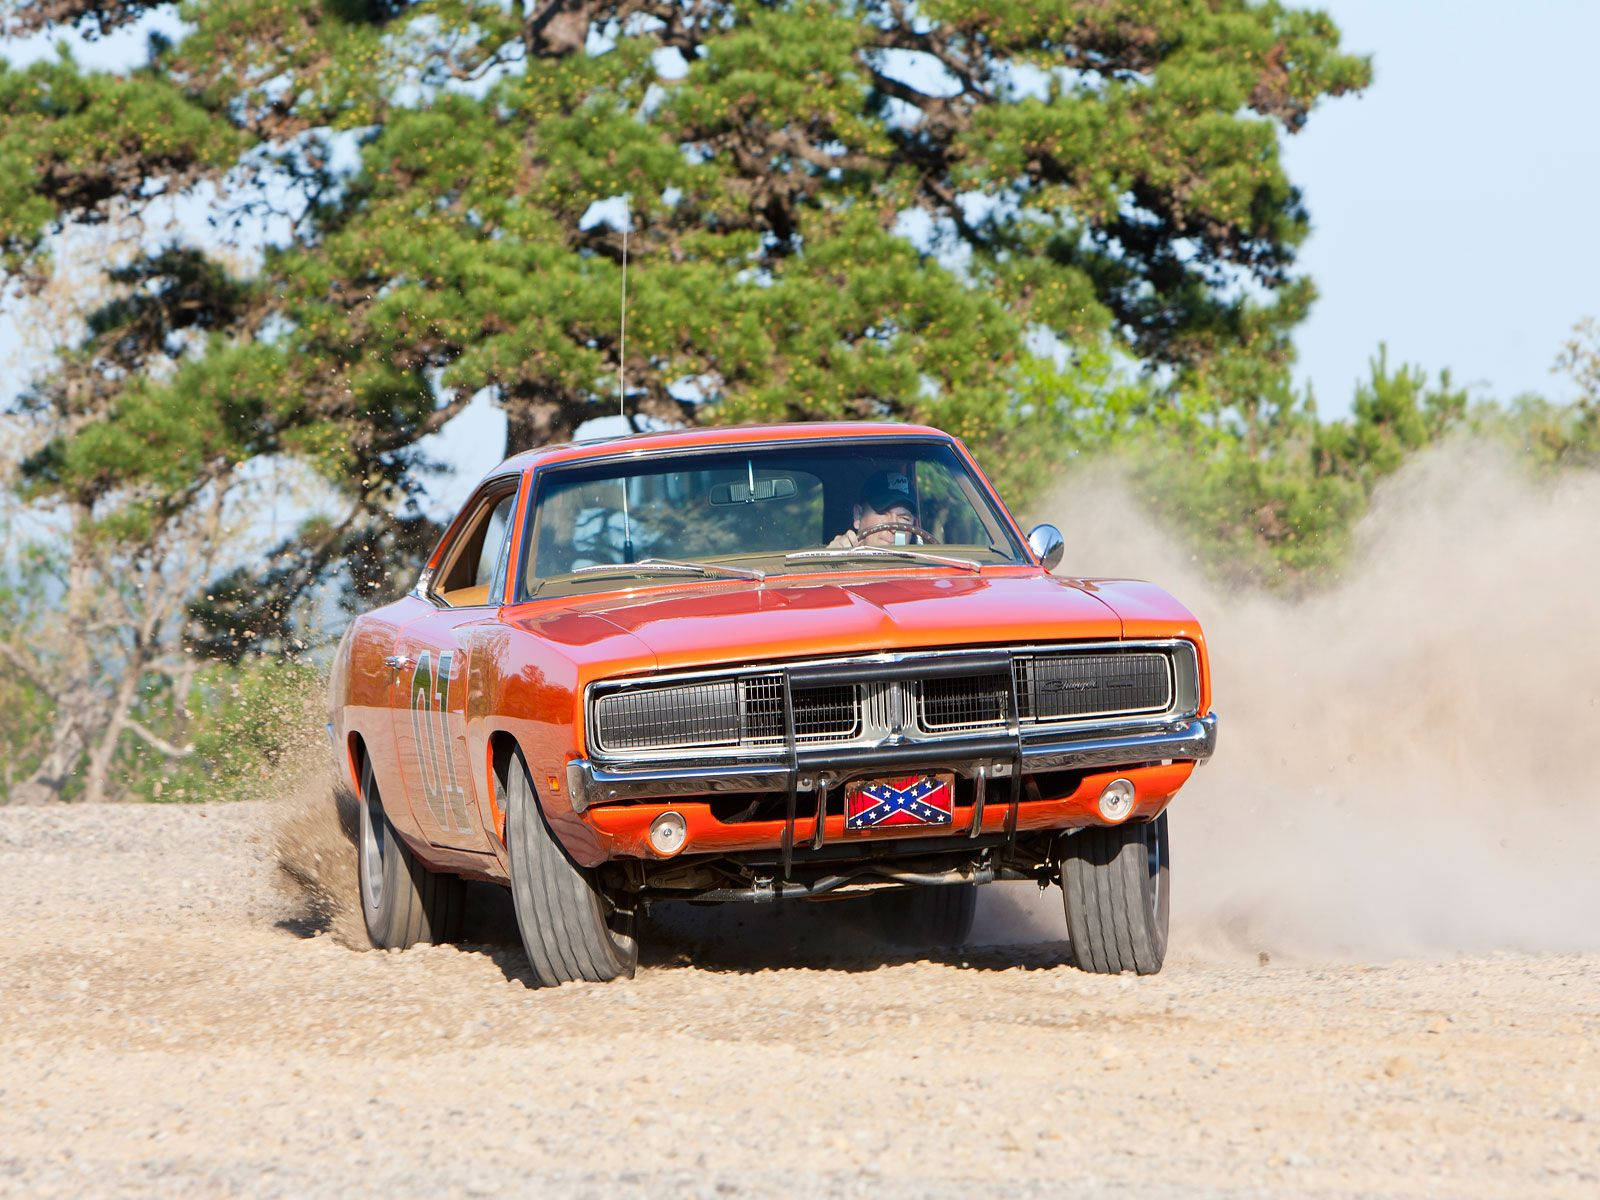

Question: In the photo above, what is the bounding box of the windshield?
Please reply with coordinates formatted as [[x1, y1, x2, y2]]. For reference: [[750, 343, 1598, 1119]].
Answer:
[[522, 438, 1026, 598]]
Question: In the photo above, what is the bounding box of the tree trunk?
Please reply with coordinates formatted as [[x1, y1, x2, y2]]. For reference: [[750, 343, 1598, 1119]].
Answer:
[[81, 654, 145, 806], [8, 501, 102, 804], [501, 389, 584, 459], [7, 728, 86, 805]]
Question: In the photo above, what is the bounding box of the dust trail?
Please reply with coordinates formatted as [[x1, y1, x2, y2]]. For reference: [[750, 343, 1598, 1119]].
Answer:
[[1013, 443, 1600, 959], [235, 672, 370, 947], [271, 770, 367, 949]]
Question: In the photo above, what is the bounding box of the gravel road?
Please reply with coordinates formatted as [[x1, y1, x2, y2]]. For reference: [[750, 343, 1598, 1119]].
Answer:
[[1, 800, 1596, 1199]]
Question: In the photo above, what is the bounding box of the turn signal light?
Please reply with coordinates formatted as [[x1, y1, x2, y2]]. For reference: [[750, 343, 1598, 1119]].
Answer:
[[648, 811, 688, 857], [1097, 778, 1136, 822]]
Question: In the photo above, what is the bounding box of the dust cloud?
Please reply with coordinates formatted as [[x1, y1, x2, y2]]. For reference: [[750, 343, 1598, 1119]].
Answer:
[[1003, 443, 1600, 960]]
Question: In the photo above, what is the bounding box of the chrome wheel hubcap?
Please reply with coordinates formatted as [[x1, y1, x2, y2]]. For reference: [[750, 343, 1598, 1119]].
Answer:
[[359, 785, 386, 912]]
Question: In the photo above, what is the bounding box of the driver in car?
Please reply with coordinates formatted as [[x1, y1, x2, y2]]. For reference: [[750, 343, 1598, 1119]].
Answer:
[[827, 470, 930, 548]]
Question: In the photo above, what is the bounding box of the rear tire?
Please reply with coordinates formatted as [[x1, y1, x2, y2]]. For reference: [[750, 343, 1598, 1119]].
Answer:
[[505, 754, 637, 987], [1061, 812, 1170, 975], [870, 884, 977, 948], [357, 757, 466, 949]]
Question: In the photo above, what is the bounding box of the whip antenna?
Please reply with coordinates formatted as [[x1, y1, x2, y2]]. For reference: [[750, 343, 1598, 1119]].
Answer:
[[617, 215, 633, 559], [617, 223, 628, 422]]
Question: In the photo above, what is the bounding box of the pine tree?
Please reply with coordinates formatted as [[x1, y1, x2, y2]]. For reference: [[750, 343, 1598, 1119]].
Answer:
[[0, 1, 1370, 797]]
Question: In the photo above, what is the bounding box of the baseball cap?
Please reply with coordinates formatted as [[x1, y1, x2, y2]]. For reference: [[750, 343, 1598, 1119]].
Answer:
[[860, 469, 914, 513]]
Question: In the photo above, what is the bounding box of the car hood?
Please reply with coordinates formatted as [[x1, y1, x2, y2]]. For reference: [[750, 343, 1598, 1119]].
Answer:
[[512, 569, 1198, 675]]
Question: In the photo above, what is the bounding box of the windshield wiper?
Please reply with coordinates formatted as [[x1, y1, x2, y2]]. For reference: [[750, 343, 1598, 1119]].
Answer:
[[632, 557, 765, 581], [783, 547, 982, 573], [529, 557, 765, 595]]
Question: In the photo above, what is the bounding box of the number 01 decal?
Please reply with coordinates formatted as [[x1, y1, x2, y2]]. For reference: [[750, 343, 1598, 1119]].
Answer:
[[409, 651, 473, 833]]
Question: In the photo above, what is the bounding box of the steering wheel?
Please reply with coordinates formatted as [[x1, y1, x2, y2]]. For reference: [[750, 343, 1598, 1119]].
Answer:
[[853, 517, 935, 546]]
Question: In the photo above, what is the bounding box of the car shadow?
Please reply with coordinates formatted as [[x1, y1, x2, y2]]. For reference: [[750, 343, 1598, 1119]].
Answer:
[[460, 890, 1075, 986], [272, 781, 1074, 981], [636, 898, 1075, 975]]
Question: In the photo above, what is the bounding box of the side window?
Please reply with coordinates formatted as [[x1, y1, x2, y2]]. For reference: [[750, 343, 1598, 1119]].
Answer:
[[433, 490, 516, 607]]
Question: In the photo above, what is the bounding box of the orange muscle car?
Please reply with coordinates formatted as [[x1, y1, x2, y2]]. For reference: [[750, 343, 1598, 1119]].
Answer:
[[329, 422, 1216, 984]]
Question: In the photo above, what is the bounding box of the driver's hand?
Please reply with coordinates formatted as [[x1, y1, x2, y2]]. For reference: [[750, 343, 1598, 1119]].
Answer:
[[826, 528, 862, 549]]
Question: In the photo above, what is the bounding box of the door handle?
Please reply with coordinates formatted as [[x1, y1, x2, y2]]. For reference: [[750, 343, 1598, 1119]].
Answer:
[[384, 654, 413, 671]]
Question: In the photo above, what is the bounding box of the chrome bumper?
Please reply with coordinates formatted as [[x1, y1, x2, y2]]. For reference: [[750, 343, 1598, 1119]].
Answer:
[[567, 713, 1217, 812]]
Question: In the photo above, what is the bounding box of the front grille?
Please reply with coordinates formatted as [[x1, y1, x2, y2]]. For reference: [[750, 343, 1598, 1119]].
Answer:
[[741, 674, 785, 744], [1016, 651, 1171, 721], [918, 672, 1011, 731], [593, 675, 861, 753], [792, 684, 861, 742], [592, 679, 750, 752], [917, 652, 1173, 733], [589, 643, 1193, 758]]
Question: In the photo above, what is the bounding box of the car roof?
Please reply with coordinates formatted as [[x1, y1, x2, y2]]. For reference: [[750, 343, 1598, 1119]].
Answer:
[[488, 421, 955, 480]]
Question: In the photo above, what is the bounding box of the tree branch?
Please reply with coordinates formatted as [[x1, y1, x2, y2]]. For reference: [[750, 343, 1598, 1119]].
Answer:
[[0, 640, 59, 703], [123, 716, 193, 759]]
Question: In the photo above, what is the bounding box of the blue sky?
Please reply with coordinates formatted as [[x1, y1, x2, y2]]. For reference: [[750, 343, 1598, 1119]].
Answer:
[[1283, 0, 1600, 413], [5, 0, 1598, 499]]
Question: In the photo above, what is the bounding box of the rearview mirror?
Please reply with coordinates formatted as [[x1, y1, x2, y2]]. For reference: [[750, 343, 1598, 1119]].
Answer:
[[709, 476, 798, 505], [1027, 523, 1064, 572]]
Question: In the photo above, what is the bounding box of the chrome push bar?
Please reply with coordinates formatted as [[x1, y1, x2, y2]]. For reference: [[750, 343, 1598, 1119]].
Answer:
[[566, 712, 1218, 813]]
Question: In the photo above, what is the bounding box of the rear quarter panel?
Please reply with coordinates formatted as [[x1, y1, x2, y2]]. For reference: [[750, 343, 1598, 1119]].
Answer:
[[332, 600, 429, 847]]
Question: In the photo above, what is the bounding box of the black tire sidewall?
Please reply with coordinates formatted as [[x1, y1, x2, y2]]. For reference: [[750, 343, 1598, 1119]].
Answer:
[[1144, 812, 1171, 964], [357, 756, 463, 949], [1061, 813, 1171, 975], [505, 752, 636, 986], [357, 758, 395, 946], [870, 883, 977, 947]]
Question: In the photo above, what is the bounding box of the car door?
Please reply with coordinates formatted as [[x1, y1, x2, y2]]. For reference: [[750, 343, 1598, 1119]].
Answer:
[[389, 480, 520, 853]]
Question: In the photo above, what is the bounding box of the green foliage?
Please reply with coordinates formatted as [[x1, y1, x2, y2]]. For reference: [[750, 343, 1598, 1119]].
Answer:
[[1109, 348, 1473, 584], [0, 670, 54, 798], [1313, 346, 1467, 482], [169, 0, 403, 133], [1, 0, 1375, 651], [48, 342, 288, 495], [0, 526, 55, 793], [1487, 394, 1600, 471], [16, 248, 264, 507], [0, 55, 242, 260], [124, 660, 325, 803], [1501, 317, 1600, 469]]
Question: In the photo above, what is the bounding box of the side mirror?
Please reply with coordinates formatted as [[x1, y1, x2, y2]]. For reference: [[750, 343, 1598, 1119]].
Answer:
[[1027, 523, 1065, 572]]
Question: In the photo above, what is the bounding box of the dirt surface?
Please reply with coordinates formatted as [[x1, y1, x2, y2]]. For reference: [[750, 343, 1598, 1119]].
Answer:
[[0, 802, 1596, 1198]]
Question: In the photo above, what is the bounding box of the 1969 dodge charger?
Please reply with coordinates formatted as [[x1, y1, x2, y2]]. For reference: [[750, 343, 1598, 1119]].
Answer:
[[330, 422, 1216, 985]]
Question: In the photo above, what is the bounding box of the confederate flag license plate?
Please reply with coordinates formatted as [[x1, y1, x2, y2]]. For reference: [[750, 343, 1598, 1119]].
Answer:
[[843, 774, 955, 833]]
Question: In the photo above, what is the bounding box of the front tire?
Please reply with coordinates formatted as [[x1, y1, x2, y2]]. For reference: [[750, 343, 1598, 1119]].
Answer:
[[869, 883, 978, 948], [1061, 812, 1170, 975], [357, 757, 465, 949], [505, 754, 637, 987]]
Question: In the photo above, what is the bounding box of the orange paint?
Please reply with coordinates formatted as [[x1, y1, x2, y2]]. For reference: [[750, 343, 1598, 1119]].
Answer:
[[584, 762, 1195, 859], [327, 423, 1214, 880]]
